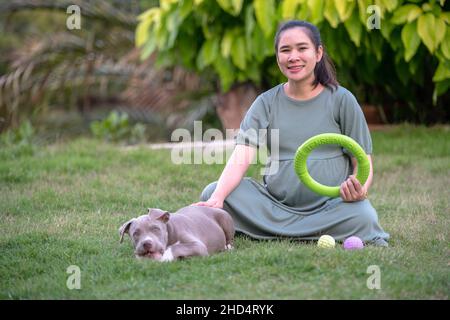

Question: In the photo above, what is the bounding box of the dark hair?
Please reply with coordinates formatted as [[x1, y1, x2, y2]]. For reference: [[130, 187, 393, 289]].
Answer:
[[274, 20, 338, 91]]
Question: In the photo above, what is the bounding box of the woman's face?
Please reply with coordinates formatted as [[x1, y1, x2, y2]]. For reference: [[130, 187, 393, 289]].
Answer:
[[276, 27, 323, 84]]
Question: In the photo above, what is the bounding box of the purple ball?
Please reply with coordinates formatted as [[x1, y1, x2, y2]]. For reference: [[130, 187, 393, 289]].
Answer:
[[343, 236, 364, 250]]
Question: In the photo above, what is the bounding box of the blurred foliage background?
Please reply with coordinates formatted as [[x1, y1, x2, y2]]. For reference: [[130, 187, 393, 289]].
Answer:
[[0, 0, 449, 144], [138, 0, 449, 125], [0, 0, 218, 142]]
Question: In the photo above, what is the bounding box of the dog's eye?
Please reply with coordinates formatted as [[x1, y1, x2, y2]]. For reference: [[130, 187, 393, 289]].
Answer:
[[149, 226, 160, 233], [132, 230, 141, 238]]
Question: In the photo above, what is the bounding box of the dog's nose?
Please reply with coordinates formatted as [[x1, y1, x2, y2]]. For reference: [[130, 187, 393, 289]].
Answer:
[[143, 240, 153, 252]]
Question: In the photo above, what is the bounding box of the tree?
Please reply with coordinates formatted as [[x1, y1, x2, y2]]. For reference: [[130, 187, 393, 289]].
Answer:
[[0, 0, 204, 135], [137, 0, 450, 124]]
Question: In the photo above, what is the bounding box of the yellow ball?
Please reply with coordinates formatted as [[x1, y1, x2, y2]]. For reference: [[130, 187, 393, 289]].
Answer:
[[317, 235, 335, 248]]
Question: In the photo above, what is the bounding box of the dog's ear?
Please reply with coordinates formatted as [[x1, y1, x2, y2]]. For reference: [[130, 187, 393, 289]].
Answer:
[[118, 218, 136, 243], [148, 208, 170, 223], [157, 211, 170, 223]]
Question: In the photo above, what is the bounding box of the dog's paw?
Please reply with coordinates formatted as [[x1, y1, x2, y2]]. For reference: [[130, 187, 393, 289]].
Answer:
[[161, 247, 174, 262], [225, 244, 234, 250]]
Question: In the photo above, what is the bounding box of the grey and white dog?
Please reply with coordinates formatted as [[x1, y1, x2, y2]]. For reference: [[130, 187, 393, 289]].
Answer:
[[119, 206, 235, 261]]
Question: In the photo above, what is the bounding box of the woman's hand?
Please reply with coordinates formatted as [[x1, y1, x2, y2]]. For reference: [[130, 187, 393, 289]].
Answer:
[[340, 175, 368, 202], [191, 196, 224, 209]]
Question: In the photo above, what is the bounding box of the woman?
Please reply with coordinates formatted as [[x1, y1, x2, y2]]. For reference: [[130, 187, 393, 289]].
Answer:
[[193, 20, 389, 246]]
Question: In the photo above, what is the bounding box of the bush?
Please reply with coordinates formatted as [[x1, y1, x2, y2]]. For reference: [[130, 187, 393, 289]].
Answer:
[[136, 0, 449, 123], [0, 120, 36, 157], [90, 111, 146, 144]]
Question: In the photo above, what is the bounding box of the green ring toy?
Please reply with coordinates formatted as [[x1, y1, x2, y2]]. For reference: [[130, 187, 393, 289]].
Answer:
[[294, 133, 370, 198]]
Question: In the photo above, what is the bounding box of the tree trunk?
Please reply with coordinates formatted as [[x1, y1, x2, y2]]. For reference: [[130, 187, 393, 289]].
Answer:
[[216, 83, 259, 135]]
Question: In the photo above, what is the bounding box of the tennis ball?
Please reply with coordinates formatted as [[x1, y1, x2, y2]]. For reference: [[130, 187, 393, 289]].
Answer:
[[317, 235, 335, 248], [343, 236, 364, 250]]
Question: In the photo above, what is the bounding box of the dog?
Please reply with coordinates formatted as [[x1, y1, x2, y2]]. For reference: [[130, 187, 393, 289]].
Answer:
[[119, 206, 235, 261]]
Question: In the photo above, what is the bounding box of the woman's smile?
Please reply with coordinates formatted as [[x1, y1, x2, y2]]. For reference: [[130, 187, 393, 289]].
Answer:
[[287, 65, 305, 73]]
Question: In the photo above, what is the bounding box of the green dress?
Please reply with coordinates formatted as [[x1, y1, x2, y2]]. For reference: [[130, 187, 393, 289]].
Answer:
[[200, 84, 389, 245]]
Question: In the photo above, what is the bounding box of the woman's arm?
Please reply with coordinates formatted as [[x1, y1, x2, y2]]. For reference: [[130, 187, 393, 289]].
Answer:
[[192, 144, 257, 208], [340, 155, 373, 202]]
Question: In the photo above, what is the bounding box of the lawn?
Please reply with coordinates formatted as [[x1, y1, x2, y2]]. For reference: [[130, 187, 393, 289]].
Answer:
[[0, 125, 449, 299]]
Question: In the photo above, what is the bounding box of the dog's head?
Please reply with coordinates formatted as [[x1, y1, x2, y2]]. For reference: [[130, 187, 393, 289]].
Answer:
[[119, 208, 171, 260]]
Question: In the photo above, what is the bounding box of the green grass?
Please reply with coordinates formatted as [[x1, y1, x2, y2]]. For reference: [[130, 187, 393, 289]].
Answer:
[[1, 124, 449, 299]]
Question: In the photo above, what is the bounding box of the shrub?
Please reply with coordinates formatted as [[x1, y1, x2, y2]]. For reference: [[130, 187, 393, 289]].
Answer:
[[136, 0, 449, 123], [0, 120, 36, 157], [90, 111, 146, 144]]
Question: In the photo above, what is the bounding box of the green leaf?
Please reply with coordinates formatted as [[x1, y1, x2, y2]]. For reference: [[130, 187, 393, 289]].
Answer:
[[442, 12, 450, 24], [216, 0, 232, 13], [166, 10, 182, 48], [245, 6, 256, 56], [380, 0, 398, 12], [160, 0, 178, 11], [357, 0, 371, 24], [136, 8, 161, 47], [136, 18, 152, 47], [422, 2, 432, 12], [140, 32, 157, 60], [433, 79, 450, 102], [401, 21, 421, 61], [251, 25, 267, 63], [297, 2, 310, 21], [178, 34, 197, 68], [390, 4, 422, 24], [282, 0, 302, 19], [322, 29, 342, 65], [201, 15, 212, 39], [432, 60, 450, 82], [217, 0, 243, 16], [385, 20, 402, 49], [156, 19, 169, 49], [230, 0, 244, 15], [245, 62, 261, 83], [197, 38, 219, 70], [180, 0, 194, 19], [324, 0, 339, 28], [245, 5, 255, 40], [407, 8, 423, 22], [213, 55, 236, 91], [344, 11, 362, 46], [380, 19, 396, 40], [440, 28, 450, 59], [221, 30, 234, 58], [307, 0, 324, 24], [408, 55, 421, 75], [334, 0, 354, 22], [434, 17, 447, 47], [371, 33, 384, 61], [254, 0, 276, 37], [231, 35, 247, 70], [432, 3, 442, 16], [155, 49, 175, 68], [204, 38, 220, 65], [418, 13, 437, 53], [137, 7, 160, 21]]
